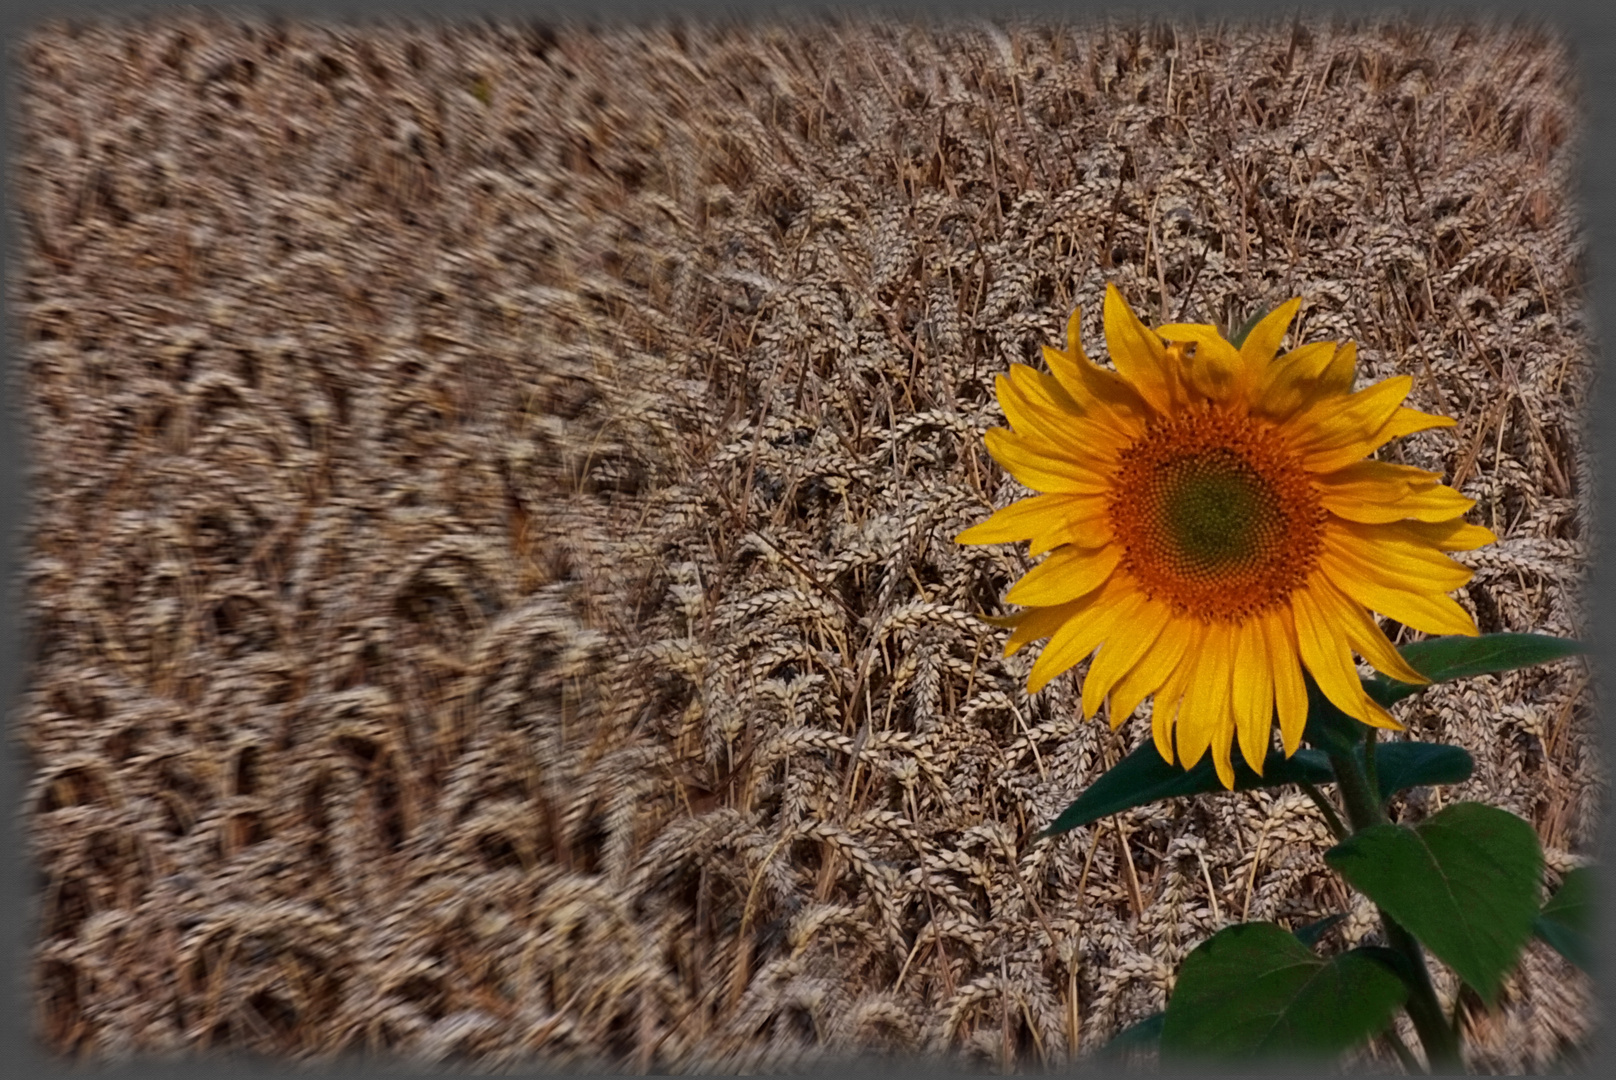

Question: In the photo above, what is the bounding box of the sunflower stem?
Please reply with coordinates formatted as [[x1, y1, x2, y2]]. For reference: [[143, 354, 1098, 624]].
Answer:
[[1363, 728, 1381, 809], [1327, 747, 1465, 1073]]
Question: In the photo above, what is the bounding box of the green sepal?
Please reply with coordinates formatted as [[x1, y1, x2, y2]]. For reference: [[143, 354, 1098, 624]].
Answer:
[[1226, 307, 1271, 349]]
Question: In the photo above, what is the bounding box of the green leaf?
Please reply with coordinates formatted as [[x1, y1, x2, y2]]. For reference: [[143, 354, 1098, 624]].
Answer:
[[1325, 802, 1543, 1003], [1364, 634, 1585, 707], [1040, 740, 1332, 838], [1305, 688, 1472, 796], [1535, 866, 1596, 973], [1292, 914, 1346, 949], [1305, 637, 1579, 764], [1161, 923, 1407, 1061], [1367, 742, 1474, 803], [1041, 675, 1478, 839], [1099, 1012, 1164, 1060]]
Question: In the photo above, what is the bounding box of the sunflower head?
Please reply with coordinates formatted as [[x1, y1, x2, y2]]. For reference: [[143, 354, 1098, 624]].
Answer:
[[958, 285, 1493, 788]]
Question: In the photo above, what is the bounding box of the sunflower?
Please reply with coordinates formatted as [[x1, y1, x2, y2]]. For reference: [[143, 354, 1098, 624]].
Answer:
[[957, 285, 1493, 788]]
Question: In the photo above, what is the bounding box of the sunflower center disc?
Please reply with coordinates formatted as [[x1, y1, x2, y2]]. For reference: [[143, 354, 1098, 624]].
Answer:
[[1108, 406, 1325, 621], [1160, 451, 1276, 572]]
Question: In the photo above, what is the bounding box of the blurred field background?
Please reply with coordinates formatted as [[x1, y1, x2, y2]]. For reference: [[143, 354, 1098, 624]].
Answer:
[[11, 11, 1598, 1072]]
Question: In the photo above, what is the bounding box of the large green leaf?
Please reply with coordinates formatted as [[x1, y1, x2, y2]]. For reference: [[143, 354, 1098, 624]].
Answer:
[[1043, 730, 1474, 838], [1039, 740, 1332, 838], [1535, 866, 1596, 973], [1161, 923, 1407, 1061], [1097, 1012, 1164, 1061], [1040, 737, 1470, 839], [1367, 742, 1474, 804], [1364, 634, 1585, 707], [1041, 650, 1486, 837], [1305, 636, 1582, 753], [1325, 802, 1543, 1003]]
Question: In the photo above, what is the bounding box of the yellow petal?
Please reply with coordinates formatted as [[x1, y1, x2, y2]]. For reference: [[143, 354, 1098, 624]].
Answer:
[[1211, 708, 1238, 790], [1332, 486, 1475, 525], [1328, 521, 1477, 591], [1152, 699, 1178, 764], [1155, 323, 1239, 358], [1012, 359, 1125, 432], [1155, 324, 1250, 401], [1253, 341, 1342, 420], [1005, 543, 1123, 607], [1318, 459, 1442, 493], [1378, 406, 1458, 442], [1292, 584, 1403, 731], [1211, 688, 1242, 789], [1041, 311, 1152, 438], [1063, 308, 1084, 356], [1003, 599, 1086, 656], [1317, 461, 1475, 524], [1310, 572, 1430, 686], [1265, 610, 1309, 756], [1026, 578, 1132, 693], [1175, 628, 1234, 773], [1363, 697, 1401, 730], [1081, 594, 1171, 719], [996, 374, 1096, 462], [1001, 365, 1133, 460], [1150, 623, 1204, 765], [1232, 617, 1275, 776], [1291, 376, 1415, 474], [1376, 517, 1496, 552], [1001, 586, 1121, 655], [955, 493, 1112, 555], [1313, 340, 1358, 398], [983, 428, 1112, 494], [1102, 284, 1179, 415], [1318, 542, 1482, 639], [1109, 615, 1194, 728], [1010, 359, 1083, 413], [1305, 401, 1459, 473], [1239, 298, 1303, 368]]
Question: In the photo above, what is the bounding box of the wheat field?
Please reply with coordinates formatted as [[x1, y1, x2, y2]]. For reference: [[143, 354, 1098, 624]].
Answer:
[[12, 12, 1598, 1072]]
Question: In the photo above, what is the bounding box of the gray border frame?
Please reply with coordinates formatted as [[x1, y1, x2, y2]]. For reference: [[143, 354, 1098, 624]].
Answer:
[[4, 2, 1608, 1076]]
